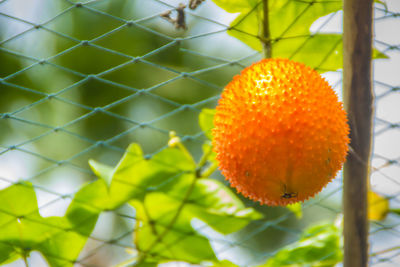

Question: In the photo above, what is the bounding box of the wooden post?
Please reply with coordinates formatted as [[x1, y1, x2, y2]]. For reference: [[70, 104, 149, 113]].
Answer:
[[343, 0, 373, 266]]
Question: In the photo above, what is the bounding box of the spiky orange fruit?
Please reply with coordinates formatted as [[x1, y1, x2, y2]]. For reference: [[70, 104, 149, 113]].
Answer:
[[213, 58, 350, 206]]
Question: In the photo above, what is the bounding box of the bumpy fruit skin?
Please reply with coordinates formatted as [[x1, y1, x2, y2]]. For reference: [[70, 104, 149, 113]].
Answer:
[[213, 58, 350, 206]]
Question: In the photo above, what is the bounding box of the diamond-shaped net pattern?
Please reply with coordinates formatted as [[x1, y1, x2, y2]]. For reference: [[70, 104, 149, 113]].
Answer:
[[0, 0, 399, 266]]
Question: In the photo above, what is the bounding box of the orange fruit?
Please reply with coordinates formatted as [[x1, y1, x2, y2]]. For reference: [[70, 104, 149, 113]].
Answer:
[[212, 58, 350, 206]]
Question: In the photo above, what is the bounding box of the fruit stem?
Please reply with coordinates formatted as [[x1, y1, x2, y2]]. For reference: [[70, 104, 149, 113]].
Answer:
[[262, 0, 272, 58], [200, 161, 219, 178], [197, 141, 212, 169], [196, 141, 217, 178]]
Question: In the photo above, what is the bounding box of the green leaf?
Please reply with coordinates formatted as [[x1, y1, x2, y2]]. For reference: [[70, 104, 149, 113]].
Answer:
[[135, 261, 159, 267], [0, 183, 43, 251], [0, 244, 19, 265], [373, 48, 389, 59], [274, 34, 342, 71], [268, 1, 342, 40], [211, 260, 240, 267], [262, 223, 342, 267], [199, 108, 216, 140], [186, 179, 263, 234], [228, 10, 261, 52], [87, 143, 196, 210], [270, 34, 385, 71], [0, 181, 39, 217], [37, 221, 90, 267], [66, 179, 107, 232], [212, 0, 257, 13], [88, 159, 114, 187], [287, 202, 302, 219], [0, 182, 92, 267], [108, 144, 195, 207], [368, 190, 389, 221]]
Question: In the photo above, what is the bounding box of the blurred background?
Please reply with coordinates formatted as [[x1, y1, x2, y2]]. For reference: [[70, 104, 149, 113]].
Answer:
[[0, 0, 399, 266]]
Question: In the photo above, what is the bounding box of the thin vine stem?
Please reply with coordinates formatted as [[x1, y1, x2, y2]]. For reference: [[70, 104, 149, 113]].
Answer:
[[370, 246, 400, 257], [262, 0, 272, 58], [200, 161, 218, 178], [22, 253, 29, 267]]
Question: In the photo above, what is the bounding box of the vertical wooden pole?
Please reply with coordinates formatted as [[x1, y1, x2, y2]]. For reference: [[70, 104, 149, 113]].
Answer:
[[343, 0, 373, 266]]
